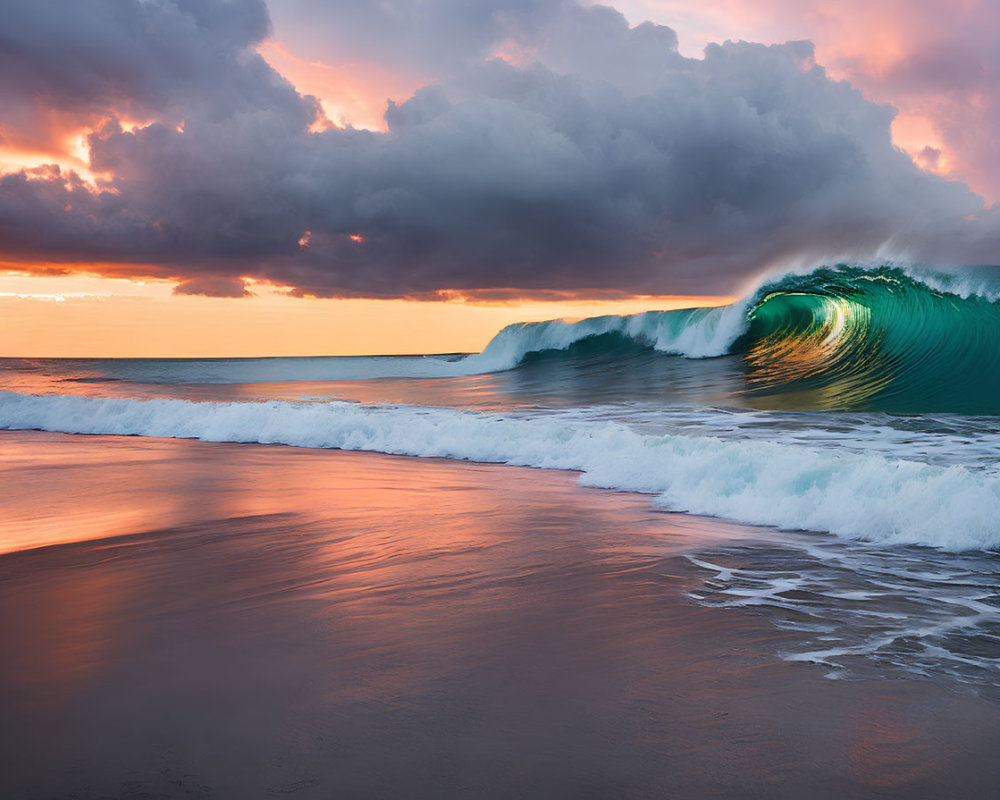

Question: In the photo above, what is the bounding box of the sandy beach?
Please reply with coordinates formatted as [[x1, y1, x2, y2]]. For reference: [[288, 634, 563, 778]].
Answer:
[[0, 431, 998, 799], [6, 0, 1000, 795]]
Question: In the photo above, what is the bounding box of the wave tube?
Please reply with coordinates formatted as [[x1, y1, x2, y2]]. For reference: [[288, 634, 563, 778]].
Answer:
[[469, 264, 1000, 412]]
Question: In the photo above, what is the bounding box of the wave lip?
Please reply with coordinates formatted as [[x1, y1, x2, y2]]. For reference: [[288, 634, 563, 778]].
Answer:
[[466, 263, 1000, 413], [466, 300, 749, 372], [3, 390, 1000, 552], [735, 265, 1000, 412]]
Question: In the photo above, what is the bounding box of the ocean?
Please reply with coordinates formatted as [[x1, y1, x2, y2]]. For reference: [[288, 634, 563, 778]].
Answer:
[[0, 265, 1000, 800], [3, 263, 1000, 690]]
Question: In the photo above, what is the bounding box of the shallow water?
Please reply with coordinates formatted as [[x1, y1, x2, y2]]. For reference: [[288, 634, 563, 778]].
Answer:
[[2, 434, 999, 799], [687, 535, 1000, 689]]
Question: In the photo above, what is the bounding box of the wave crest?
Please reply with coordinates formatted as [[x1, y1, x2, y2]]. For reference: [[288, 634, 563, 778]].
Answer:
[[471, 264, 1000, 412], [467, 300, 749, 371], [2, 391, 999, 551]]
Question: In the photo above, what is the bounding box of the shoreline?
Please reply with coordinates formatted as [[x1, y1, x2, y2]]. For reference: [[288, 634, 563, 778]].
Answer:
[[0, 429, 753, 558], [1, 432, 999, 798]]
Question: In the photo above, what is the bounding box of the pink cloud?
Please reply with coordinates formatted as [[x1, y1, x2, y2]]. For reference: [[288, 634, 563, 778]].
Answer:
[[626, 0, 1000, 200]]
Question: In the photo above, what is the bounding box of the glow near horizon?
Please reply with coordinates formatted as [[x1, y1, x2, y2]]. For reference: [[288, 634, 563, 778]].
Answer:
[[0, 273, 733, 358]]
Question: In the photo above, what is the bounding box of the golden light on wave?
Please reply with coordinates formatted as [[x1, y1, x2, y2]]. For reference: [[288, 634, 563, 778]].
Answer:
[[744, 293, 895, 409]]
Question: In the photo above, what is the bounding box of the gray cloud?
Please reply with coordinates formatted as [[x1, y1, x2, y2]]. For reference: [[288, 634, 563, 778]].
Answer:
[[266, 0, 568, 76], [0, 0, 996, 299], [0, 0, 313, 149], [817, 0, 1000, 201], [268, 0, 685, 92]]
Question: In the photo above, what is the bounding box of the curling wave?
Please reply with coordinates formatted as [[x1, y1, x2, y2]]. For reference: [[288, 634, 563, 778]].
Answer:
[[2, 390, 999, 551], [735, 266, 1000, 412], [471, 264, 1000, 412]]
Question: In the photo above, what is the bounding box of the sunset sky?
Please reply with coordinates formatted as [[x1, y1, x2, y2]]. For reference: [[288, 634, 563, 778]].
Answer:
[[1, 0, 998, 356]]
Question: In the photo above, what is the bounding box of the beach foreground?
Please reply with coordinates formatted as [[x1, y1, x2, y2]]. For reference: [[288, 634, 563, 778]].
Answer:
[[1, 431, 999, 799]]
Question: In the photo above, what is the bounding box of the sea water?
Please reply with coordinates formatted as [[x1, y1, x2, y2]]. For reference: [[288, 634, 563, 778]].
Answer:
[[3, 263, 1000, 689]]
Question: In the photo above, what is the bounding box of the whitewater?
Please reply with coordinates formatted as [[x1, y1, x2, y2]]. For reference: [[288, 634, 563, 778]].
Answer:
[[3, 390, 1000, 552], [4, 262, 1000, 686]]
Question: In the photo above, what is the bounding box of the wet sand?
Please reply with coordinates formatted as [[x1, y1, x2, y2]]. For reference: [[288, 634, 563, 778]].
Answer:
[[1, 431, 999, 799]]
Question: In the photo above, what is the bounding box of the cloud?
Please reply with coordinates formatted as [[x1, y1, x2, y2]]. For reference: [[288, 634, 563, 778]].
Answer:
[[622, 0, 1000, 200], [0, 0, 996, 299], [265, 0, 566, 76], [173, 276, 252, 297], [805, 0, 1000, 201], [0, 0, 313, 150]]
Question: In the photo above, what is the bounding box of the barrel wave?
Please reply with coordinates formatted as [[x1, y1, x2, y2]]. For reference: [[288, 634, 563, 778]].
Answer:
[[738, 266, 1000, 412], [475, 265, 1000, 413]]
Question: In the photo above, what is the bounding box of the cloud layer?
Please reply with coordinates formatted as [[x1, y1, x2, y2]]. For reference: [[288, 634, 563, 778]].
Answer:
[[614, 0, 1000, 201], [0, 0, 996, 298]]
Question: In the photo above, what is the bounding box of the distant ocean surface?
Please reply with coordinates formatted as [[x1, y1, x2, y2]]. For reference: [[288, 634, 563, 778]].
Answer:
[[4, 262, 1000, 689]]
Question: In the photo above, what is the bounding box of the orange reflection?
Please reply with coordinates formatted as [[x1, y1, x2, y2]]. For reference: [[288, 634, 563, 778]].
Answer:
[[0, 552, 134, 701], [1, 431, 986, 796]]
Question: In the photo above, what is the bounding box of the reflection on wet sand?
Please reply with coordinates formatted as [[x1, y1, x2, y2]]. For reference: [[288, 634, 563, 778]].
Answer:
[[1, 432, 999, 798]]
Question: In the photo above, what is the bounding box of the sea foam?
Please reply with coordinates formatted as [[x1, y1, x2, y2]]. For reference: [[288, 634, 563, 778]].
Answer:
[[467, 300, 749, 371], [2, 390, 998, 552]]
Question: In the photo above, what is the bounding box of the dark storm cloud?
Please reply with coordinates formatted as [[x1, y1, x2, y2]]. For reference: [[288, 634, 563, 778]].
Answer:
[[0, 0, 996, 298], [0, 0, 313, 149]]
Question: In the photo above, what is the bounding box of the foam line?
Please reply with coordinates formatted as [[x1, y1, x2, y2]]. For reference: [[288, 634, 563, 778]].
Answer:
[[3, 391, 999, 551]]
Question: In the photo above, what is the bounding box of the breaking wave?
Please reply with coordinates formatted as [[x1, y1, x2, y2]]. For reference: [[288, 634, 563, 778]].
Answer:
[[469, 264, 1000, 412], [2, 390, 999, 551]]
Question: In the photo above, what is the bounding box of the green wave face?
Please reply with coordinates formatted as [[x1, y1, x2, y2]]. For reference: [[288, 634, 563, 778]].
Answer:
[[739, 266, 1000, 413]]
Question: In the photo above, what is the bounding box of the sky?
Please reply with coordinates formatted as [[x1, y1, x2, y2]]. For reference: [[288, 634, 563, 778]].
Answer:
[[0, 0, 997, 356]]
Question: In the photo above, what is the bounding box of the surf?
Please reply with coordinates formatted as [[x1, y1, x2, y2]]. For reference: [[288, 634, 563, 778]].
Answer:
[[2, 390, 1000, 551], [469, 264, 1000, 413]]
